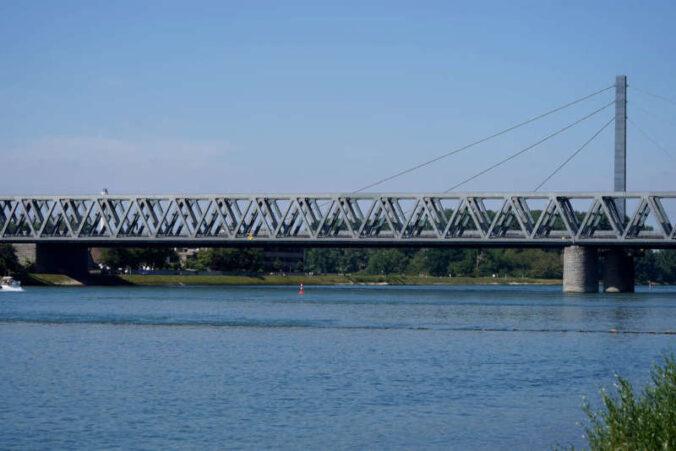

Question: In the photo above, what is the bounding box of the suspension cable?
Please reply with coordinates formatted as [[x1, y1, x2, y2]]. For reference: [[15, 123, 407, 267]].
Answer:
[[631, 86, 676, 107], [352, 85, 614, 193], [445, 100, 615, 192], [628, 117, 676, 162], [633, 103, 676, 128], [534, 116, 614, 191]]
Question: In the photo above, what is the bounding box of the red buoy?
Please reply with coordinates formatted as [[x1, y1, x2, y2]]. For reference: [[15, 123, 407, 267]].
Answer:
[[299, 282, 304, 295]]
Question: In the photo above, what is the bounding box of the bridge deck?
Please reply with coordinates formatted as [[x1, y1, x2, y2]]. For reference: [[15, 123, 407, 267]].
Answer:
[[1, 192, 675, 248]]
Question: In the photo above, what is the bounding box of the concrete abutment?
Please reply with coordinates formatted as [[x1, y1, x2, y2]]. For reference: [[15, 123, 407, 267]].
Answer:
[[602, 249, 634, 293], [562, 246, 635, 293], [35, 244, 91, 275], [563, 246, 599, 293]]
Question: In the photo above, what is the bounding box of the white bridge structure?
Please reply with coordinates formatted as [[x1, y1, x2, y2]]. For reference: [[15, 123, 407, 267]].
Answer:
[[0, 192, 675, 248]]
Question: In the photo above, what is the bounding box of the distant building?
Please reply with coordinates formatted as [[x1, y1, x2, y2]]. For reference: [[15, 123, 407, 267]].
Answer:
[[176, 247, 201, 266]]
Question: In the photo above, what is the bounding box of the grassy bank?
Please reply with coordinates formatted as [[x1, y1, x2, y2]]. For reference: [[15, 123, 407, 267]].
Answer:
[[25, 273, 561, 287], [25, 274, 86, 286]]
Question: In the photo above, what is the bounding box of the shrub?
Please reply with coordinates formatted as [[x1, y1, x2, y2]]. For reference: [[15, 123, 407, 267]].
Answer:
[[0, 244, 20, 274], [581, 354, 676, 450]]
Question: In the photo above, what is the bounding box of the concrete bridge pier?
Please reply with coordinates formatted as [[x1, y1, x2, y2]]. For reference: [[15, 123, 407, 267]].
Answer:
[[602, 249, 634, 293], [35, 244, 90, 275], [563, 246, 599, 293]]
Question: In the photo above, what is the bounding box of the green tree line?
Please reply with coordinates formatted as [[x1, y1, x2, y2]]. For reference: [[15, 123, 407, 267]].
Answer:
[[99, 247, 266, 273], [2, 245, 675, 283], [304, 248, 564, 278], [97, 247, 565, 277], [305, 248, 676, 282], [97, 248, 180, 270], [635, 250, 676, 284]]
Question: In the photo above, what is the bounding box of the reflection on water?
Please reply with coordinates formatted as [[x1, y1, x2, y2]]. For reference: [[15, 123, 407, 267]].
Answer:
[[0, 285, 674, 449]]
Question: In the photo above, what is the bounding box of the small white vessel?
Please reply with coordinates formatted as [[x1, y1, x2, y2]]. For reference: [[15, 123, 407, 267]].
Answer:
[[0, 276, 23, 292]]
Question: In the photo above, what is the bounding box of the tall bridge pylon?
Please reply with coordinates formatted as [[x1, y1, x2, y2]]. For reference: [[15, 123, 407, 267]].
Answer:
[[564, 75, 634, 294], [615, 75, 627, 218]]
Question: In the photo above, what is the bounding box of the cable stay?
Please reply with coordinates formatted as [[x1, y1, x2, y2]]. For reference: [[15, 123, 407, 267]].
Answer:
[[633, 103, 676, 128], [445, 100, 615, 192], [628, 117, 676, 162], [352, 84, 614, 193], [534, 116, 615, 191], [630, 86, 676, 107]]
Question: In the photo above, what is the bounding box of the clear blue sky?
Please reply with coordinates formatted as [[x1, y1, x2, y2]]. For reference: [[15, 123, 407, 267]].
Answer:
[[1, 0, 674, 194]]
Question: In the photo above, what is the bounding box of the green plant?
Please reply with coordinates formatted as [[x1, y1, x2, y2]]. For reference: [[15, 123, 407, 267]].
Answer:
[[581, 354, 676, 450], [0, 244, 20, 275]]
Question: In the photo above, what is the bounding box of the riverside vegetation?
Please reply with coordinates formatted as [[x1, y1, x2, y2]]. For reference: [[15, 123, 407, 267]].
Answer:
[[571, 355, 676, 450], [94, 247, 567, 278], [1, 244, 675, 285], [98, 247, 676, 283]]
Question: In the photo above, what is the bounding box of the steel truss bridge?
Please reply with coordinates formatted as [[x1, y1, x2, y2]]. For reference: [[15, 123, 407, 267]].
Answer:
[[0, 192, 675, 248]]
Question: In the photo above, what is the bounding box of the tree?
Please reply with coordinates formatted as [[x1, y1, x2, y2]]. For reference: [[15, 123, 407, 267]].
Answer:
[[99, 248, 137, 270], [424, 249, 457, 276], [366, 249, 409, 274], [635, 250, 676, 284], [305, 248, 340, 273], [196, 248, 264, 272], [99, 248, 178, 270], [136, 248, 179, 269], [0, 245, 20, 275], [406, 249, 427, 275], [337, 248, 370, 273], [654, 250, 676, 283], [505, 248, 562, 278], [448, 250, 480, 277], [635, 250, 659, 284], [581, 354, 676, 450]]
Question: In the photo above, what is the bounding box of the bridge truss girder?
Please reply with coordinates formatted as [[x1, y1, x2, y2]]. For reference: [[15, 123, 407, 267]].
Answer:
[[0, 192, 675, 247]]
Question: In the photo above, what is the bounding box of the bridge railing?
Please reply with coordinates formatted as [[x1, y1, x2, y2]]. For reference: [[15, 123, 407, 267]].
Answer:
[[0, 192, 674, 246]]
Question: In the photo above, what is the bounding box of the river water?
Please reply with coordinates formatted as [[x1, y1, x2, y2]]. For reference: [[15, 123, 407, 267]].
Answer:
[[1, 285, 675, 449]]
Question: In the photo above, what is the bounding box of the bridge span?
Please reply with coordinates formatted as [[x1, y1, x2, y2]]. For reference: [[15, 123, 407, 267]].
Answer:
[[1, 192, 675, 247], [2, 191, 674, 294]]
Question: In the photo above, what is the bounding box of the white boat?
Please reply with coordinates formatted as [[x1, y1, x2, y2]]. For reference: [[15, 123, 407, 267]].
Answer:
[[0, 276, 23, 292]]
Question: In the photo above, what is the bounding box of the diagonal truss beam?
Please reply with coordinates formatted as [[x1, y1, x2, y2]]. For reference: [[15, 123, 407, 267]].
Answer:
[[0, 192, 675, 247]]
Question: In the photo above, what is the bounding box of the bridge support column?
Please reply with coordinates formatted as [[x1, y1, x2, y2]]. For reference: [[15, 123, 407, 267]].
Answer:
[[35, 244, 90, 275], [602, 249, 634, 293], [563, 246, 599, 293]]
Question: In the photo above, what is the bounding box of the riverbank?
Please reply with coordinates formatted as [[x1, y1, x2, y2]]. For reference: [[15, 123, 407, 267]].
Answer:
[[24, 273, 561, 287]]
